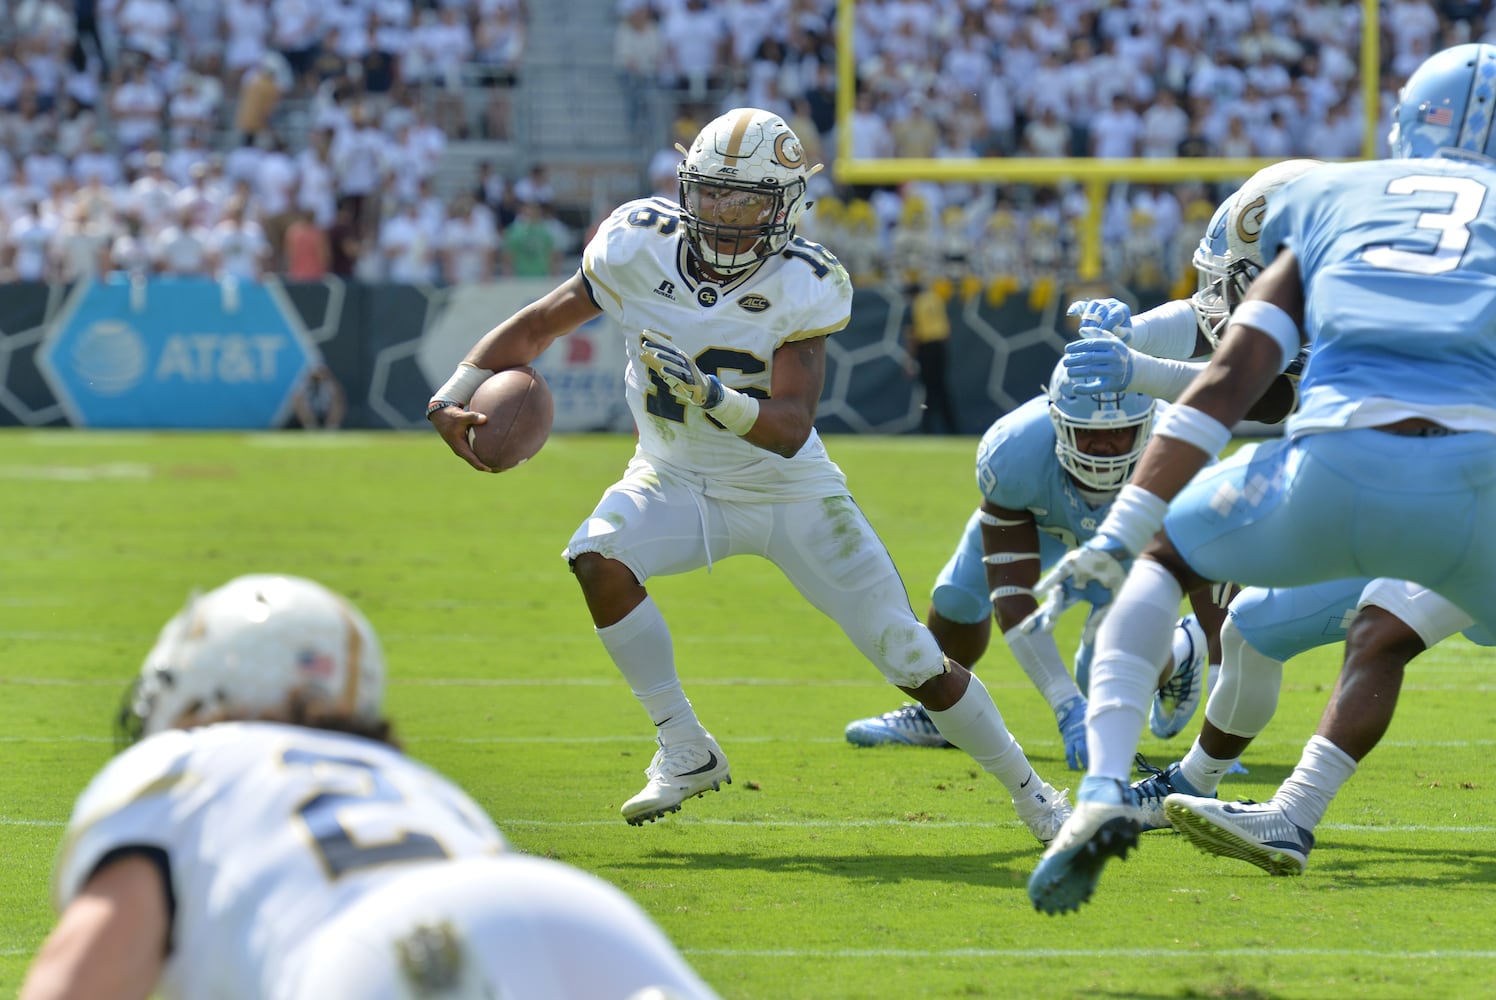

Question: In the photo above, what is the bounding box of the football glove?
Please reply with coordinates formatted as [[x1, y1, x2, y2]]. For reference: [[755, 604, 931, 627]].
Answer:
[[1021, 534, 1130, 635], [1066, 298, 1134, 341], [1054, 695, 1088, 771], [640, 333, 723, 409], [1062, 336, 1139, 394]]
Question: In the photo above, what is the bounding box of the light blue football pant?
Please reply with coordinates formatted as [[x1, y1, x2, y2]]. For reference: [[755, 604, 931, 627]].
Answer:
[[1166, 429, 1496, 640]]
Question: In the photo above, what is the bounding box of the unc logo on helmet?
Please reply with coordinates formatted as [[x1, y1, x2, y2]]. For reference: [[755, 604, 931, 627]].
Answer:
[[1047, 361, 1157, 492], [677, 108, 821, 275]]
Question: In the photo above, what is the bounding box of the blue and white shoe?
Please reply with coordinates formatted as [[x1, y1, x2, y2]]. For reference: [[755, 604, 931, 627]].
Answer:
[[1131, 754, 1211, 832], [1164, 795, 1315, 875], [1027, 776, 1144, 915], [1055, 695, 1087, 770], [844, 703, 953, 748], [1150, 615, 1207, 739]]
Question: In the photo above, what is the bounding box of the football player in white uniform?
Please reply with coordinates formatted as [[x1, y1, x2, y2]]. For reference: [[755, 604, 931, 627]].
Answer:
[[21, 574, 721, 1000], [428, 108, 1072, 843]]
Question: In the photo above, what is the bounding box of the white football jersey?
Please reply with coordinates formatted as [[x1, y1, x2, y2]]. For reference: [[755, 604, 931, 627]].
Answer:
[[53, 722, 506, 1000], [582, 196, 855, 502]]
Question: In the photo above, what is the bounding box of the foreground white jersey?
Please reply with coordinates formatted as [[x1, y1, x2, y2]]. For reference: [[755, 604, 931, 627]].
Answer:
[[582, 196, 854, 501], [53, 722, 506, 1000]]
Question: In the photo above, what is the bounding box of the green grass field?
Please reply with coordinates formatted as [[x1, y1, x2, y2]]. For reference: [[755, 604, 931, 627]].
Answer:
[[2, 429, 1494, 999]]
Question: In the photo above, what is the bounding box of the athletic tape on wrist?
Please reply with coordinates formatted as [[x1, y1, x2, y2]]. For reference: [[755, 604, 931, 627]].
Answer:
[[1154, 403, 1232, 457], [1230, 300, 1301, 371], [708, 384, 760, 435], [979, 510, 1030, 527], [432, 362, 495, 408], [982, 551, 1040, 565], [990, 585, 1034, 601], [1103, 484, 1170, 556]]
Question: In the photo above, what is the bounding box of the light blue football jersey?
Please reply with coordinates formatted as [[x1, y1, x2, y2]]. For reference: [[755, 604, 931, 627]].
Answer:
[[932, 395, 1126, 624], [977, 395, 1118, 549], [1263, 159, 1496, 436]]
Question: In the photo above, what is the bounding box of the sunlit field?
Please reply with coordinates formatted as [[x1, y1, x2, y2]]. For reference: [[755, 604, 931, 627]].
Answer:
[[3, 429, 1493, 998]]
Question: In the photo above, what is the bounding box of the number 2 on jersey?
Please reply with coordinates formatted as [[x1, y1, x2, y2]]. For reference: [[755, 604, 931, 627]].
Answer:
[[284, 747, 449, 879]]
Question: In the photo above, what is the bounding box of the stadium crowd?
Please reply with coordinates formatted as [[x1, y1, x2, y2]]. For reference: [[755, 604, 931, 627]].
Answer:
[[0, 0, 1490, 289]]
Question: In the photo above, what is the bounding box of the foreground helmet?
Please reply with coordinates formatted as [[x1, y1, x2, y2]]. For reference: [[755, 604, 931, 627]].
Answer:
[[1047, 363, 1156, 492], [1389, 43, 1496, 160], [678, 108, 816, 273], [1191, 158, 1323, 348], [121, 574, 386, 741]]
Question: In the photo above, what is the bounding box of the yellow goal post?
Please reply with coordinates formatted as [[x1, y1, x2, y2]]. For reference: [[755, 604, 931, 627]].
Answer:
[[831, 0, 1382, 280]]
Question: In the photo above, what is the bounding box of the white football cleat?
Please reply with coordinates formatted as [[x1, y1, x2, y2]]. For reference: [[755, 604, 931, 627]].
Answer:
[[1013, 779, 1072, 847], [622, 733, 731, 825]]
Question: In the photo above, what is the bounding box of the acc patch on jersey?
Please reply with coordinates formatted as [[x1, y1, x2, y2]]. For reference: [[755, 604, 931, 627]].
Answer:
[[737, 294, 772, 313]]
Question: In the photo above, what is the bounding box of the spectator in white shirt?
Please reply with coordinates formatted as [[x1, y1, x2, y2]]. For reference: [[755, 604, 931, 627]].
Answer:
[[50, 201, 113, 283], [127, 153, 179, 232], [378, 200, 435, 283], [110, 64, 164, 151], [1089, 92, 1142, 158], [1138, 87, 1190, 158], [223, 0, 272, 79], [164, 130, 212, 187], [7, 197, 58, 281], [151, 205, 213, 276], [440, 193, 500, 285], [208, 196, 271, 280]]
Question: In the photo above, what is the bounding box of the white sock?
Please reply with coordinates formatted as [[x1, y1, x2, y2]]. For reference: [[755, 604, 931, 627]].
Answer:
[[925, 673, 1036, 795], [1275, 735, 1358, 831], [596, 597, 705, 741], [1178, 738, 1239, 796], [1086, 559, 1184, 781]]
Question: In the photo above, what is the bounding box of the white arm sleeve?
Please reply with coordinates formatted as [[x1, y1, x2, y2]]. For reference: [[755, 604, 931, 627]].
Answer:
[[1126, 299, 1200, 360], [1125, 354, 1207, 401], [1003, 624, 1082, 711]]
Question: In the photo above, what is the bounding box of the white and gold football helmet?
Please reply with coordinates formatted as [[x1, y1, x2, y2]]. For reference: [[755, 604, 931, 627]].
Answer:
[[677, 108, 820, 274], [1190, 158, 1323, 348], [121, 574, 387, 740]]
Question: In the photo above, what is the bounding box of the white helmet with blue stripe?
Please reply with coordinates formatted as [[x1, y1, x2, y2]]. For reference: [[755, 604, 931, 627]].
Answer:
[[1390, 43, 1496, 160], [1047, 361, 1156, 492]]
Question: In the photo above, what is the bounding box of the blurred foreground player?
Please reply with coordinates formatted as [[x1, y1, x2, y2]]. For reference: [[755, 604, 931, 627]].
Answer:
[[22, 574, 720, 1000]]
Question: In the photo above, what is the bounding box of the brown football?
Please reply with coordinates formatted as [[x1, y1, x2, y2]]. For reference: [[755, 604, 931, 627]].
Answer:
[[467, 366, 554, 472]]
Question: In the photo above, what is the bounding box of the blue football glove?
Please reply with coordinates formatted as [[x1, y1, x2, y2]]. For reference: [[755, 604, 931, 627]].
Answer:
[[1066, 298, 1134, 341], [1055, 694, 1088, 771], [1020, 534, 1130, 635], [640, 333, 723, 409], [1062, 336, 1140, 394]]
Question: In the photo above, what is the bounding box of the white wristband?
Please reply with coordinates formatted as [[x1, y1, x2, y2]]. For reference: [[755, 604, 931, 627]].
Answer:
[[1229, 300, 1300, 371], [1154, 403, 1233, 458], [708, 384, 760, 436], [1100, 483, 1169, 556], [432, 362, 495, 407]]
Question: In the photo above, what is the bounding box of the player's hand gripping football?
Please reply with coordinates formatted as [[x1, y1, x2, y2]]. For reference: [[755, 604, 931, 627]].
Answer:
[[427, 401, 491, 472], [640, 332, 723, 409], [1020, 535, 1130, 635]]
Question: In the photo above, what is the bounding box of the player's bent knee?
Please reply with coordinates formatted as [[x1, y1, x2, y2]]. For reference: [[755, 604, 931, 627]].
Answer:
[[1141, 535, 1207, 592], [1346, 606, 1426, 665]]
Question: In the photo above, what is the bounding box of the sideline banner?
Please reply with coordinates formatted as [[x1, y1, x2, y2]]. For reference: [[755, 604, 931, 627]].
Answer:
[[36, 276, 318, 429]]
